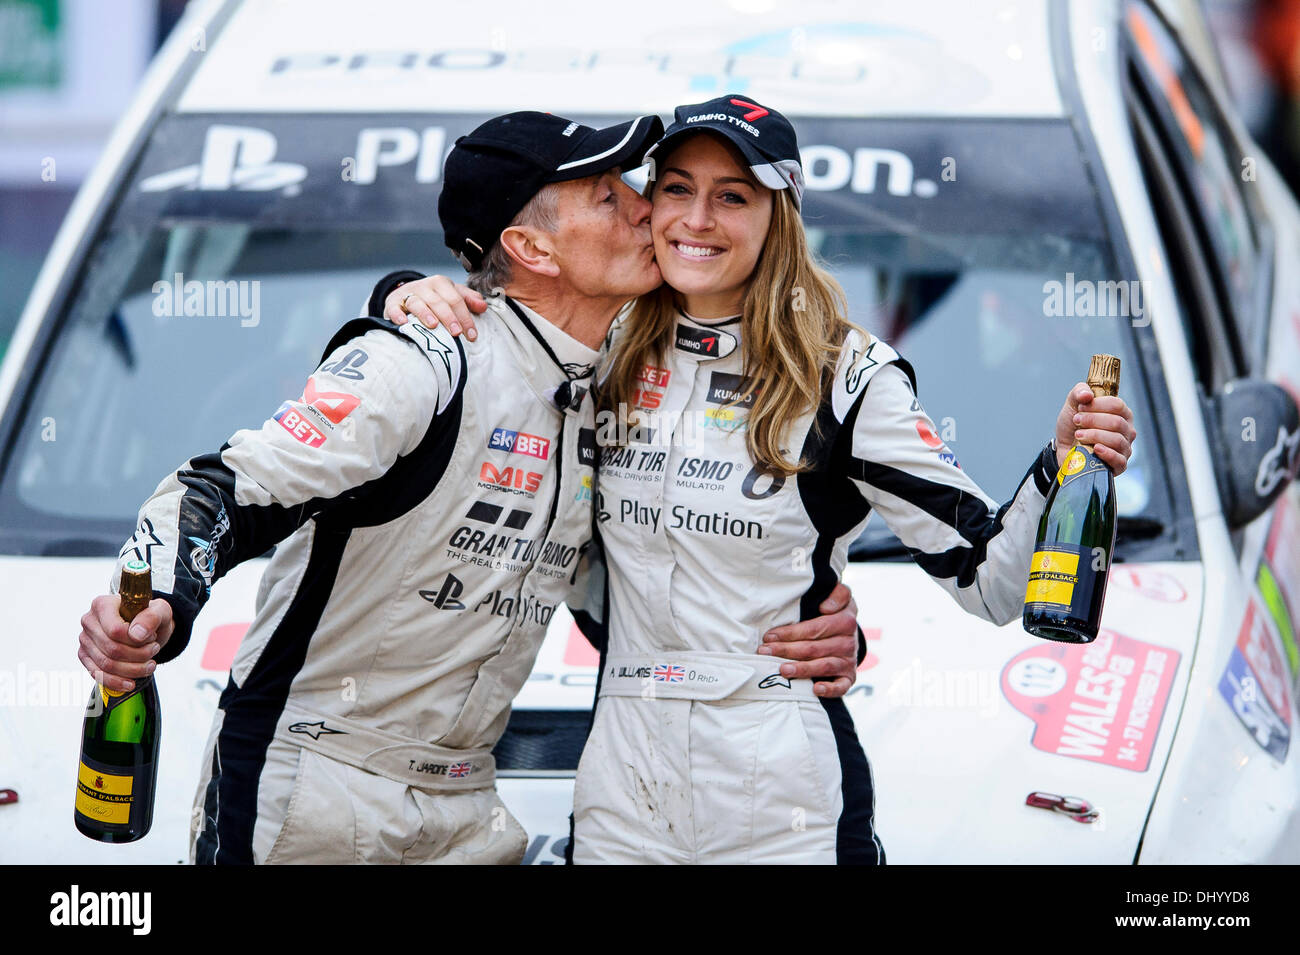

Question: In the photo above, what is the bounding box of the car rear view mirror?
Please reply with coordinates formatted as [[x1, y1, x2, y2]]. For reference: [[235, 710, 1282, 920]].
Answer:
[[1205, 379, 1300, 530]]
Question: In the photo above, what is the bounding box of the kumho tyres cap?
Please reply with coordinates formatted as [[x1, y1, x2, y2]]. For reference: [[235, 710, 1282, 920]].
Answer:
[[440, 111, 665, 271], [643, 94, 805, 209]]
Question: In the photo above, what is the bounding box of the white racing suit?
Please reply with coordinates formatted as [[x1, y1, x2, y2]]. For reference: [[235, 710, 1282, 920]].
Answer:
[[115, 287, 598, 864], [571, 313, 1059, 864]]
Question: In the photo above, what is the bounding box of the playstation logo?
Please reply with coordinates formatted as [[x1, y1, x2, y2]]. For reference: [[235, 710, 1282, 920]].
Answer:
[[419, 573, 465, 610], [139, 125, 307, 193]]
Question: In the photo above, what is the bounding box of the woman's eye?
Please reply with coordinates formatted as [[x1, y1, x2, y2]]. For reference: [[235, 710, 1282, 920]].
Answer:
[[721, 191, 746, 204], [661, 182, 688, 195]]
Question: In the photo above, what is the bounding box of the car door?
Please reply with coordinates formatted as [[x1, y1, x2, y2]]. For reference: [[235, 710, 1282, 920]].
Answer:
[[1125, 0, 1300, 780]]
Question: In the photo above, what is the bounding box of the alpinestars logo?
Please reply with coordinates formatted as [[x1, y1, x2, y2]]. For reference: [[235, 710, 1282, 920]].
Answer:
[[288, 720, 347, 739], [420, 573, 465, 610], [408, 323, 455, 383], [138, 125, 307, 193], [120, 518, 164, 566], [844, 341, 880, 394]]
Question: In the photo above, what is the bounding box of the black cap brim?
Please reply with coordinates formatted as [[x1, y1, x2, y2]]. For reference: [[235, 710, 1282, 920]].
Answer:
[[547, 114, 665, 183]]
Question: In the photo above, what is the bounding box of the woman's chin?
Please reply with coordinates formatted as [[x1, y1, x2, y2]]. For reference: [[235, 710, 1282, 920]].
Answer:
[[657, 268, 713, 297]]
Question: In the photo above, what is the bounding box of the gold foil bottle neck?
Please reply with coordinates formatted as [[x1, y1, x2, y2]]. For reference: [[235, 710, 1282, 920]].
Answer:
[[118, 560, 152, 623], [1087, 354, 1121, 398]]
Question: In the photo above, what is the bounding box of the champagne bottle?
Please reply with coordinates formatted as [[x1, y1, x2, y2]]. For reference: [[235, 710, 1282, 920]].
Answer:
[[1023, 355, 1121, 644], [74, 561, 161, 842]]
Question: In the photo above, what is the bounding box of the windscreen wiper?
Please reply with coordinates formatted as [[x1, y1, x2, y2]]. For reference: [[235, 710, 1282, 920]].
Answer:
[[1114, 515, 1166, 543]]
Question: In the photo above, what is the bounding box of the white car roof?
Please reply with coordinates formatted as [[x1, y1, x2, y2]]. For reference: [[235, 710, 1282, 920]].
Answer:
[[178, 0, 1065, 118]]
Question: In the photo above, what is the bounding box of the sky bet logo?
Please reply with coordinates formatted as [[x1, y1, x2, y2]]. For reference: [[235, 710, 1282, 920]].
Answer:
[[489, 428, 550, 460]]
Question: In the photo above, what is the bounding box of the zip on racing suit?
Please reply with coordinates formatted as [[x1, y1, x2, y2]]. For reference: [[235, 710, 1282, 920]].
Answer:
[[114, 282, 598, 864], [569, 311, 1059, 864]]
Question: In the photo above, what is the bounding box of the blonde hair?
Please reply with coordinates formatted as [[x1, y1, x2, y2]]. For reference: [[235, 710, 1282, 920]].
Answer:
[[601, 187, 858, 476]]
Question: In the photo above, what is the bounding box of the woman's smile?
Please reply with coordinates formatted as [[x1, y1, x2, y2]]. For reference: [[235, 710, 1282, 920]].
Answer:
[[669, 239, 726, 260]]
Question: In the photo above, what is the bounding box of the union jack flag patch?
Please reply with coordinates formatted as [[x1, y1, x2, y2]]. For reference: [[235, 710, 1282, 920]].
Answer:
[[448, 762, 472, 778], [653, 664, 686, 683]]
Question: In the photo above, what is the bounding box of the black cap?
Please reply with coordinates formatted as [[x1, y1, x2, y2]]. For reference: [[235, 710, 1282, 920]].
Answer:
[[440, 111, 664, 271], [643, 94, 804, 208]]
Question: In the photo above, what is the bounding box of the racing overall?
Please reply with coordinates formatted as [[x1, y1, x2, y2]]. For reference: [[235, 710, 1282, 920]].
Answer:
[[571, 312, 1058, 864], [116, 292, 597, 864]]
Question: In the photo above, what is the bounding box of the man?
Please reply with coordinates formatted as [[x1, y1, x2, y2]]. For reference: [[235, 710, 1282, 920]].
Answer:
[[77, 111, 860, 864]]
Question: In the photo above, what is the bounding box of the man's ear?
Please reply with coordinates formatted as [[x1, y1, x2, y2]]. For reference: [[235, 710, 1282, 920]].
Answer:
[[499, 226, 560, 278]]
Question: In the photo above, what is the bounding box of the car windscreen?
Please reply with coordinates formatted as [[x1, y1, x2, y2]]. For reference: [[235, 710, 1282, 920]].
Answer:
[[0, 113, 1166, 558], [794, 120, 1167, 561]]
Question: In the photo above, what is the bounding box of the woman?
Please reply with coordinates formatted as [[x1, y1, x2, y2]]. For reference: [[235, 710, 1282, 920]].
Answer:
[[385, 95, 1137, 864]]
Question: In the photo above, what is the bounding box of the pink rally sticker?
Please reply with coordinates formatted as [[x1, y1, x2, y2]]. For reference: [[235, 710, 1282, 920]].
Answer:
[[201, 623, 249, 672], [563, 624, 600, 667], [1109, 566, 1188, 603], [1001, 629, 1180, 772]]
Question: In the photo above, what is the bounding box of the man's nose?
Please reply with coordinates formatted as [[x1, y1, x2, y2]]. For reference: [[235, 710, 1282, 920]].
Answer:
[[618, 181, 652, 225]]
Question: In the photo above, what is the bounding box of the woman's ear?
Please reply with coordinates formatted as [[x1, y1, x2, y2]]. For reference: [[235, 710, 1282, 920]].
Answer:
[[499, 226, 560, 278]]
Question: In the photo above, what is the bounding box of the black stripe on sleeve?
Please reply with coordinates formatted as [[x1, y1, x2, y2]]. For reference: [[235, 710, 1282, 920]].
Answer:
[[855, 446, 1056, 589]]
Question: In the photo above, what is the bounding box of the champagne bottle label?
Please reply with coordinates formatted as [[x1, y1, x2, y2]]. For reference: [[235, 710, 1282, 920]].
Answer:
[[74, 757, 134, 825], [1056, 446, 1109, 488], [1025, 544, 1082, 608]]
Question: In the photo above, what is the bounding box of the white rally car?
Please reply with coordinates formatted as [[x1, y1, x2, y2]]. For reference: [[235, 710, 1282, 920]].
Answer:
[[1, 0, 1297, 864]]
